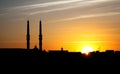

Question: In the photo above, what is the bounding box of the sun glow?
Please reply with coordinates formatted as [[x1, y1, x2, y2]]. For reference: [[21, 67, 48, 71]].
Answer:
[[81, 46, 94, 55]]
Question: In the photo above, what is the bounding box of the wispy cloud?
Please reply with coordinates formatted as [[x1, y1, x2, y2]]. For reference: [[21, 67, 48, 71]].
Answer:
[[1, 0, 83, 16], [57, 12, 120, 22], [1, 0, 114, 16], [0, 0, 116, 19], [15, 0, 113, 10], [10, 0, 84, 10], [29, 3, 84, 15], [29, 0, 112, 15]]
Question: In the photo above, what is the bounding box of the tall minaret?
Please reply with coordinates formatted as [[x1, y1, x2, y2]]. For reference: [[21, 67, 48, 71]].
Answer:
[[39, 20, 42, 51], [26, 20, 30, 49]]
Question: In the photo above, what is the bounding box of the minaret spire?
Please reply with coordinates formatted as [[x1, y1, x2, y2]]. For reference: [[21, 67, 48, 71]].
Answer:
[[26, 20, 30, 49], [39, 20, 42, 51]]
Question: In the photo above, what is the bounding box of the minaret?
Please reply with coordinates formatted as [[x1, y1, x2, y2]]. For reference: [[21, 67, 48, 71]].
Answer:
[[39, 20, 42, 51], [26, 20, 30, 49]]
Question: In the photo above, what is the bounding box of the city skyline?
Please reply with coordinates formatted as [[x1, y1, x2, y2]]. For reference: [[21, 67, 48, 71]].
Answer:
[[0, 0, 120, 52]]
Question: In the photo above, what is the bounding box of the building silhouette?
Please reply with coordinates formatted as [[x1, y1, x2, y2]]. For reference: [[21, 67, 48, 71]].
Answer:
[[26, 20, 30, 49], [39, 20, 42, 51], [26, 20, 43, 51], [1, 19, 120, 67]]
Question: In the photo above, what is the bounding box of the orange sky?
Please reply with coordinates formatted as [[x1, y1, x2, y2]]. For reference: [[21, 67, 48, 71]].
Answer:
[[0, 0, 120, 52]]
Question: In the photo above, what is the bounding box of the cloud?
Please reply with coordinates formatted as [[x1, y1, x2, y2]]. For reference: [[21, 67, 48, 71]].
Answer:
[[29, 3, 84, 15], [29, 0, 113, 15], [10, 0, 84, 10], [2, 0, 114, 15], [57, 12, 120, 22], [0, 0, 116, 18], [1, 0, 83, 16]]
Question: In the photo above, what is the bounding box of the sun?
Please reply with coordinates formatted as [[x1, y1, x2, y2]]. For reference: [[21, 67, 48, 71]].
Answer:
[[81, 46, 94, 55]]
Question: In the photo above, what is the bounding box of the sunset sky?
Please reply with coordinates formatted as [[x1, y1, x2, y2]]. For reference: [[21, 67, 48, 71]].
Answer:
[[0, 0, 120, 52]]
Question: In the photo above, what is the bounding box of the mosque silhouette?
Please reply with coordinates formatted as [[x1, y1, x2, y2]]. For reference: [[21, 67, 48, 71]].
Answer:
[[0, 20, 120, 67]]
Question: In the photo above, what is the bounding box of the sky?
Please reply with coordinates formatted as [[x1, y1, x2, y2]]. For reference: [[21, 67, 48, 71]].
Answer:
[[0, 0, 120, 52]]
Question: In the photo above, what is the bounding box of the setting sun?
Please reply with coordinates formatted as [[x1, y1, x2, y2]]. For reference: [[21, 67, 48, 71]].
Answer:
[[81, 46, 94, 55]]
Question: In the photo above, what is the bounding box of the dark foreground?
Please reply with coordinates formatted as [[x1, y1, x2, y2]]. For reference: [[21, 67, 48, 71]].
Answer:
[[0, 48, 120, 68]]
